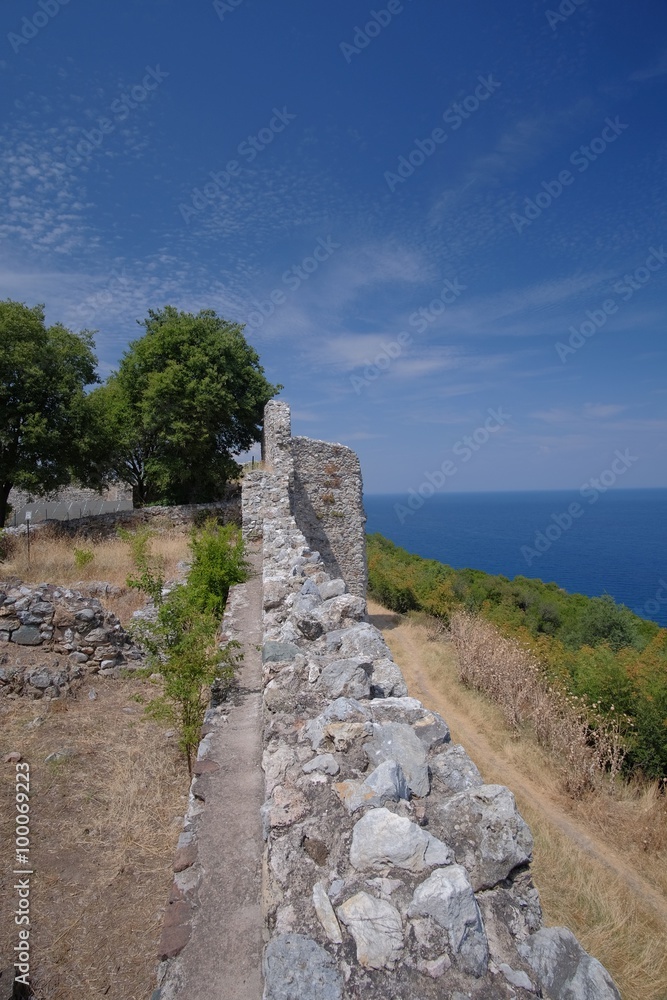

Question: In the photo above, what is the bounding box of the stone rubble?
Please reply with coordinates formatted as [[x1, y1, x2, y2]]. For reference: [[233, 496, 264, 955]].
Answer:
[[0, 581, 144, 699]]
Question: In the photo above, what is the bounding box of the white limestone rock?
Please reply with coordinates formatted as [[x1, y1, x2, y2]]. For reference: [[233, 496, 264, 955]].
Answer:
[[364, 722, 430, 797], [430, 744, 483, 793], [337, 891, 404, 970], [334, 760, 410, 813], [316, 657, 372, 700], [408, 865, 489, 978], [350, 807, 452, 873], [435, 784, 533, 890], [313, 882, 342, 944]]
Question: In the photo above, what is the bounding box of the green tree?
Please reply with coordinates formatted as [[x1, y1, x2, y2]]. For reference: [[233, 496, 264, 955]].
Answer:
[[91, 307, 280, 505], [0, 300, 101, 526]]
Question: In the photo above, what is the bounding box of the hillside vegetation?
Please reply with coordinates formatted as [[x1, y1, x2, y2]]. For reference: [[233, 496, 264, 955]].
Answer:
[[367, 533, 667, 779]]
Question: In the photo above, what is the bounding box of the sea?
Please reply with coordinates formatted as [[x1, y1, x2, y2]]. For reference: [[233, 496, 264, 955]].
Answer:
[[364, 489, 667, 628]]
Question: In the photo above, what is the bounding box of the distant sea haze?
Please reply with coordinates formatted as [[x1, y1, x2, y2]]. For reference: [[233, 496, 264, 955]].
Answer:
[[364, 489, 667, 628]]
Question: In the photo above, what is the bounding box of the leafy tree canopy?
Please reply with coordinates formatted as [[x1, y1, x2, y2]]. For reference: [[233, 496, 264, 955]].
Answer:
[[90, 307, 280, 504], [0, 299, 100, 526]]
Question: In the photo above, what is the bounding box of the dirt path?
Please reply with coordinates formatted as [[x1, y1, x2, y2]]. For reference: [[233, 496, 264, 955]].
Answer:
[[368, 601, 667, 926]]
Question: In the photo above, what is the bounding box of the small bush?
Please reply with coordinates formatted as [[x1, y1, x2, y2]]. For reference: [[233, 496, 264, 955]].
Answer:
[[137, 519, 247, 771], [117, 526, 165, 605], [74, 547, 94, 568], [186, 519, 247, 617]]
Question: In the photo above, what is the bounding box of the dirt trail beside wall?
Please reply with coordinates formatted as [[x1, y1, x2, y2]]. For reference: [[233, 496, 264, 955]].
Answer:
[[367, 601, 667, 926]]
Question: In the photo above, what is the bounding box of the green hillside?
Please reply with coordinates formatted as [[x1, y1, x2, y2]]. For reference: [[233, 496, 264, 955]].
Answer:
[[367, 533, 667, 778]]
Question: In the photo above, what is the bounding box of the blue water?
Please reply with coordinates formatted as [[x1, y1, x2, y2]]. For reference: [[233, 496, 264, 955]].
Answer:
[[364, 489, 667, 628]]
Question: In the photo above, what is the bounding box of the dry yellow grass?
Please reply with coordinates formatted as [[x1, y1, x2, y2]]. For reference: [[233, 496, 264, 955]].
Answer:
[[0, 676, 189, 999], [2, 530, 190, 591], [369, 601, 667, 1000]]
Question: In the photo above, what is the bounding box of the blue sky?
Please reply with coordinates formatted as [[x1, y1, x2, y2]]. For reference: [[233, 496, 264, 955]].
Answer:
[[1, 0, 666, 494]]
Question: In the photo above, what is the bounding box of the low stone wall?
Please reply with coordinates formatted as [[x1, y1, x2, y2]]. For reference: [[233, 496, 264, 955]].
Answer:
[[0, 581, 143, 699], [257, 513, 621, 1000]]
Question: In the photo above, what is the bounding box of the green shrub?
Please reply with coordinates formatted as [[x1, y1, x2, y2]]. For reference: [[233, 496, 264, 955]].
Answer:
[[186, 519, 247, 617], [117, 526, 165, 605], [74, 547, 94, 568], [137, 519, 247, 772]]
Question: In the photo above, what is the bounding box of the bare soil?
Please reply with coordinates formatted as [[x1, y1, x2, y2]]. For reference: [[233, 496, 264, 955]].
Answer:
[[0, 675, 189, 1000]]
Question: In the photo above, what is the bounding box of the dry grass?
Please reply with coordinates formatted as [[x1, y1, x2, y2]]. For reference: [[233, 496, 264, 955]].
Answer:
[[449, 610, 628, 795], [2, 530, 190, 591], [369, 602, 667, 1000], [0, 675, 189, 1000]]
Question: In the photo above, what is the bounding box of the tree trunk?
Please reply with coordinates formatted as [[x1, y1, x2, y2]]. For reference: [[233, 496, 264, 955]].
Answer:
[[0, 481, 13, 528]]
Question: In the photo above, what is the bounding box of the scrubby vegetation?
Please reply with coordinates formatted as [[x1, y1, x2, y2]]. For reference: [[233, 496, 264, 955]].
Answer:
[[124, 519, 248, 771], [367, 533, 667, 779]]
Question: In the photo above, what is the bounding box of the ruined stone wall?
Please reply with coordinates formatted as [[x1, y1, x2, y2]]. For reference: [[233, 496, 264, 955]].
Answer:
[[253, 400, 367, 597], [256, 512, 621, 1000], [290, 437, 367, 598], [156, 399, 621, 999]]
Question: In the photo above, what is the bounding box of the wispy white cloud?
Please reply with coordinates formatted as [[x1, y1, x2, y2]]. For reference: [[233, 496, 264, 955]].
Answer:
[[629, 50, 667, 82]]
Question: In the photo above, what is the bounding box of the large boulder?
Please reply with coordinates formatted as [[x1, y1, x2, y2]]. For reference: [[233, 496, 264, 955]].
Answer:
[[408, 865, 489, 978], [349, 808, 452, 873], [434, 784, 533, 890], [364, 722, 430, 797], [519, 926, 621, 999]]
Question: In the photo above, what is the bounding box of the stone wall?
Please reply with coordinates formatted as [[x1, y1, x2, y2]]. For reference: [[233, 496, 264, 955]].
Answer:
[[256, 511, 621, 1000], [249, 401, 367, 597], [9, 482, 133, 509]]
